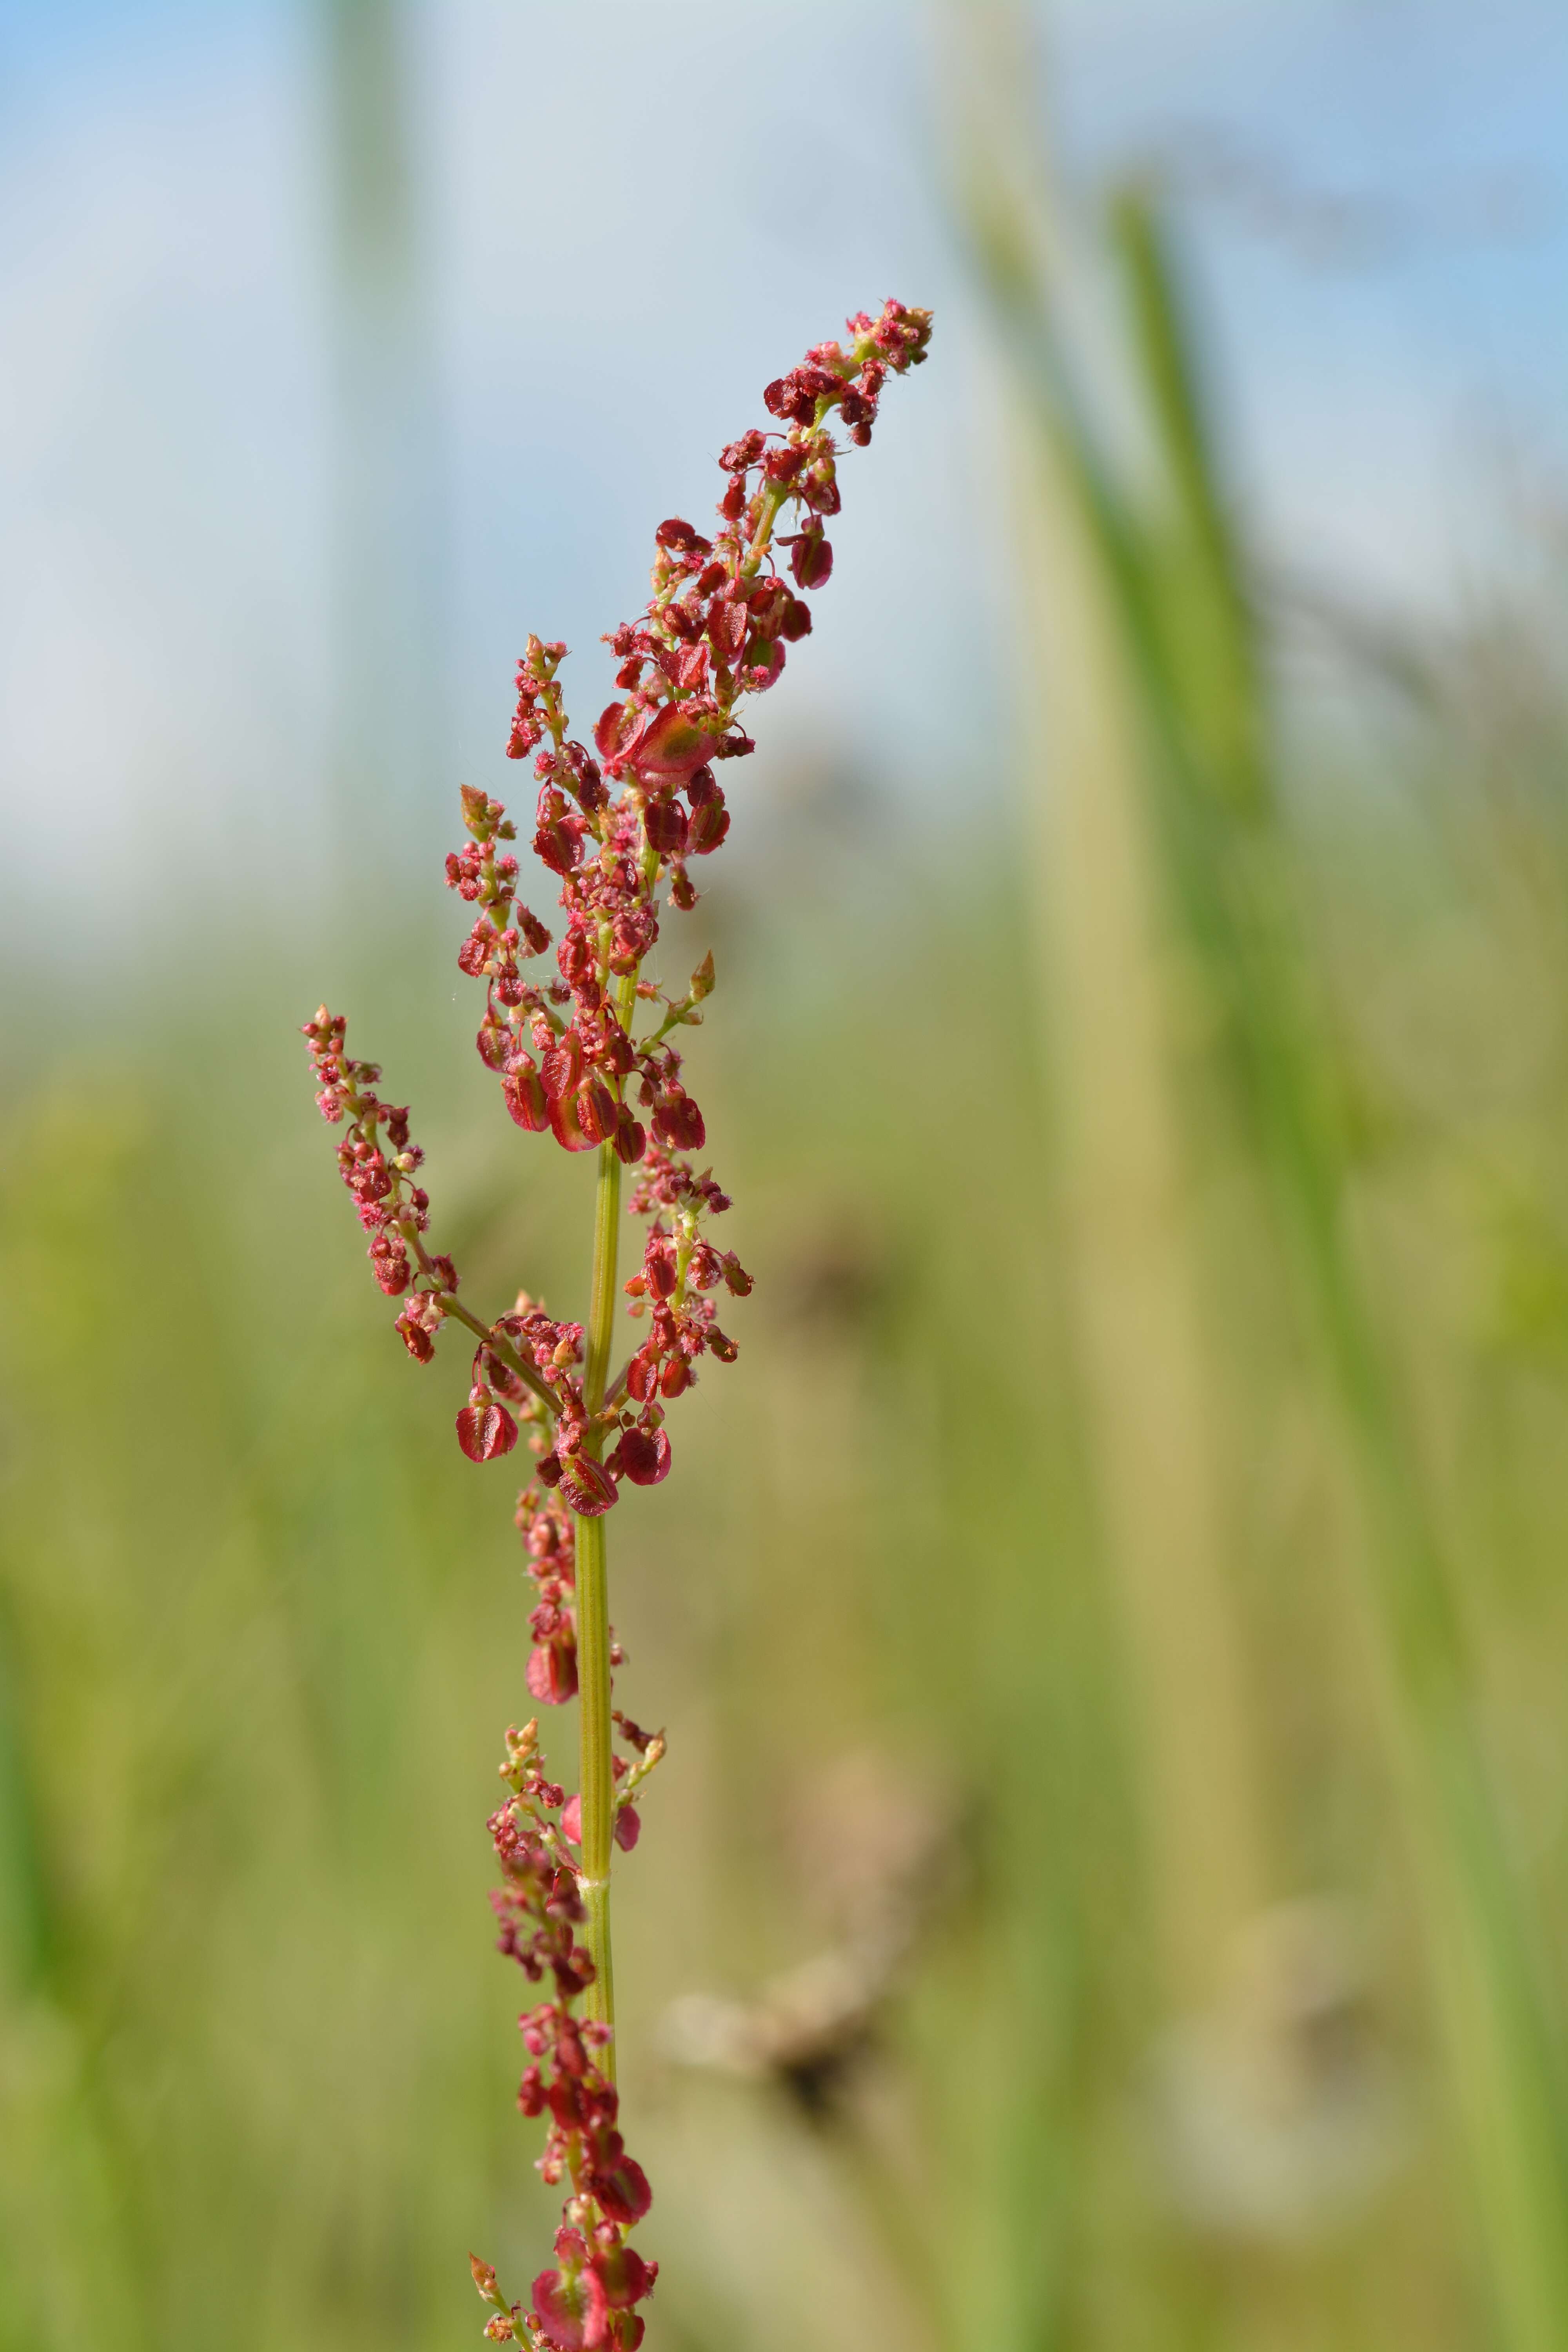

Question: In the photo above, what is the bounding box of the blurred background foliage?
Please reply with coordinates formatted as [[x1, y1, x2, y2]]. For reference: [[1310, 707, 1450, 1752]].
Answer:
[[6, 3, 1568, 2348]]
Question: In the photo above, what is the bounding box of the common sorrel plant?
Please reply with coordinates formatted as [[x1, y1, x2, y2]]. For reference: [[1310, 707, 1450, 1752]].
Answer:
[[302, 301, 930, 2348]]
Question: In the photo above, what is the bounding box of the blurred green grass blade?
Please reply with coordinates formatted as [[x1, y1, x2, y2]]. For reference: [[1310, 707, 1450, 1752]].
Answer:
[[956, 44, 1568, 2349], [0, 1588, 57, 2000], [1107, 182, 1267, 820]]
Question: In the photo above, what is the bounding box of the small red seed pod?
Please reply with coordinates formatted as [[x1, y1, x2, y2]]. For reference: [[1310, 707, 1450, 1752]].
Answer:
[[652, 1090, 705, 1151], [541, 1029, 584, 1102], [532, 2264, 608, 2352], [706, 595, 748, 667], [526, 1637, 579, 1705], [613, 1112, 647, 1166], [641, 796, 690, 858], [613, 1804, 642, 1853], [477, 1020, 510, 1071], [558, 1454, 618, 1516], [576, 1079, 617, 1146], [549, 1086, 596, 1154], [687, 795, 730, 856], [586, 2152, 652, 2229], [789, 520, 833, 589], [626, 702, 723, 785], [503, 1055, 550, 1131], [456, 1392, 519, 1463], [658, 1356, 691, 1399], [625, 1347, 659, 1403], [612, 1424, 670, 1487]]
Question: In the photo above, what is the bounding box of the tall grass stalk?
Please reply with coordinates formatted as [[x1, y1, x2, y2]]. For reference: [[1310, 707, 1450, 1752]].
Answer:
[[955, 25, 1568, 2342]]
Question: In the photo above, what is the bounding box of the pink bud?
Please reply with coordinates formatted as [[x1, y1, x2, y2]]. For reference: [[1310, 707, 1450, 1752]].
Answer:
[[561, 1793, 582, 1843], [471, 2256, 501, 2302], [456, 1395, 519, 1463]]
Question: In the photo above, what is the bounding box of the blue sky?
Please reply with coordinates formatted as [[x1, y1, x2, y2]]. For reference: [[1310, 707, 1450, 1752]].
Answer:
[[1, 0, 1564, 938]]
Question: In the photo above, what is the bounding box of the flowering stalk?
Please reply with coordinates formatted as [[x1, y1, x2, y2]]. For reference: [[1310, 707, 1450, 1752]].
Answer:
[[303, 300, 930, 2347]]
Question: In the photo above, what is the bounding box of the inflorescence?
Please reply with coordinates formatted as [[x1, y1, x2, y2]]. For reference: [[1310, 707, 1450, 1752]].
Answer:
[[303, 298, 930, 2349]]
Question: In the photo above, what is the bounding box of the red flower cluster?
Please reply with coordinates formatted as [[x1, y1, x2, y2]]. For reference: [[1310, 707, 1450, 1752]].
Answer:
[[306, 299, 930, 2352], [474, 1720, 663, 2350], [302, 1006, 457, 1343]]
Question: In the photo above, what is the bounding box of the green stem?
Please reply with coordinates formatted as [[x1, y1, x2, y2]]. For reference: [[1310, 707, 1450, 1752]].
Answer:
[[575, 1138, 622, 2071]]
